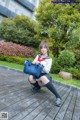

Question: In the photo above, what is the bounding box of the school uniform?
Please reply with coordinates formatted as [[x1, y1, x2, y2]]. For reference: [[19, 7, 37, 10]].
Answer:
[[29, 54, 61, 106], [33, 54, 52, 82]]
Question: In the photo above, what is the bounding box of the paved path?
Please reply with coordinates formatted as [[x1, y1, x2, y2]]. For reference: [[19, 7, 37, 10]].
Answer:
[[0, 66, 80, 120]]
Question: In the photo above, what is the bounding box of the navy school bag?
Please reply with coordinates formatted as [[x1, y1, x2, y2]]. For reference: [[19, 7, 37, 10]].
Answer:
[[23, 60, 43, 78]]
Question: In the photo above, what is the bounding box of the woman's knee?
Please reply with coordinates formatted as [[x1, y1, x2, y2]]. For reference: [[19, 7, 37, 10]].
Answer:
[[28, 75, 36, 83], [40, 76, 49, 84]]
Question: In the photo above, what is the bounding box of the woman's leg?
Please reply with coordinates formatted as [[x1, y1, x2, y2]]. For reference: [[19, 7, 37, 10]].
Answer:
[[28, 75, 41, 90], [28, 75, 36, 84], [40, 76, 61, 98], [40, 75, 61, 106]]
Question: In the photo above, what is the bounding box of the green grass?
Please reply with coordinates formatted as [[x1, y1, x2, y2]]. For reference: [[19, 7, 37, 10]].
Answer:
[[0, 61, 23, 70], [51, 74, 80, 87], [0, 60, 80, 87]]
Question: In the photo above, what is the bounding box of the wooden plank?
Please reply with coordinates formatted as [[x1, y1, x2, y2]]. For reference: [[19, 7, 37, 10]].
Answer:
[[44, 87, 72, 120], [63, 88, 78, 120], [0, 67, 80, 120], [33, 86, 69, 120], [21, 96, 56, 120], [0, 90, 34, 110], [19, 86, 68, 120], [1, 93, 41, 119], [0, 86, 30, 100], [10, 93, 52, 120], [0, 84, 34, 110], [1, 83, 59, 119], [0, 82, 28, 97], [72, 90, 80, 120], [52, 90, 73, 120], [8, 85, 62, 120]]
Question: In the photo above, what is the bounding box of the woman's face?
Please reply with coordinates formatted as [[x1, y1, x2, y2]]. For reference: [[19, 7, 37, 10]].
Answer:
[[40, 46, 48, 55]]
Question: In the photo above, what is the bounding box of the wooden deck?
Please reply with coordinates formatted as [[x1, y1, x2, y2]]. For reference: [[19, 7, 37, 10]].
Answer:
[[0, 66, 80, 120]]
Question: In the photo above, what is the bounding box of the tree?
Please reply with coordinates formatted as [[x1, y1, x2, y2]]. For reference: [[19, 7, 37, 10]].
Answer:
[[67, 27, 80, 65], [0, 15, 40, 47], [35, 0, 80, 56]]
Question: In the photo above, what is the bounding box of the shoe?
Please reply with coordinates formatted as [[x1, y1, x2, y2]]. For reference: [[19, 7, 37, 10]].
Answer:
[[32, 86, 40, 92], [55, 98, 61, 107]]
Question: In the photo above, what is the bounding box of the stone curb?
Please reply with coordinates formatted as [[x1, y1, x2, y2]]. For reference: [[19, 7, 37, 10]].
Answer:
[[0, 65, 80, 91], [52, 79, 80, 91], [0, 65, 23, 73]]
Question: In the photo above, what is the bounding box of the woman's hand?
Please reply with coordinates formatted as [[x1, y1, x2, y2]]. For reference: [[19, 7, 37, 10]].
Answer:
[[35, 61, 40, 64], [32, 61, 40, 64]]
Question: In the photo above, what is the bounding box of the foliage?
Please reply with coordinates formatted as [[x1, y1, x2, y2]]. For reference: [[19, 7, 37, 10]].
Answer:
[[66, 67, 80, 80], [35, 0, 80, 56], [0, 54, 34, 65], [0, 41, 36, 58], [52, 0, 80, 2], [58, 50, 76, 67], [66, 27, 80, 49], [0, 16, 40, 47], [51, 74, 80, 87], [50, 50, 80, 80], [66, 27, 80, 65], [75, 64, 80, 70], [73, 49, 80, 64], [0, 60, 24, 70], [51, 58, 62, 73]]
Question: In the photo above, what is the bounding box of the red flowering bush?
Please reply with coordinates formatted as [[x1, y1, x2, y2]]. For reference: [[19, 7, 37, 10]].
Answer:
[[0, 41, 36, 58]]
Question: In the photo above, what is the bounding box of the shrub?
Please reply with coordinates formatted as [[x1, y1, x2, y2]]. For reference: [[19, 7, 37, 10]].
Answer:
[[0, 16, 40, 48], [58, 50, 76, 68], [73, 49, 80, 64], [0, 18, 17, 40], [0, 55, 34, 64], [0, 41, 36, 58], [75, 64, 80, 70], [51, 58, 62, 73], [67, 67, 80, 80]]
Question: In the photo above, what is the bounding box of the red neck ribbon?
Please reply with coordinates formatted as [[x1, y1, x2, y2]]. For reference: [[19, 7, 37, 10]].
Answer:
[[38, 56, 46, 62]]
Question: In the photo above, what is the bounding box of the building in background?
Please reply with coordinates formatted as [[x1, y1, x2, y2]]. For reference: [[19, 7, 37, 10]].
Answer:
[[0, 0, 39, 21]]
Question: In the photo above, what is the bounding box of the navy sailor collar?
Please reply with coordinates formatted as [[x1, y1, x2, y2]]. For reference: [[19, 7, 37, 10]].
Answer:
[[38, 54, 51, 59]]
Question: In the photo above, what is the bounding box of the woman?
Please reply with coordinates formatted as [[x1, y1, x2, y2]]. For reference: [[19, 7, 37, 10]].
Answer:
[[28, 40, 61, 107]]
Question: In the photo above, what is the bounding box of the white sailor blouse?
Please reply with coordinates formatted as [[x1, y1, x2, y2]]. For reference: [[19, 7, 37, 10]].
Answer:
[[33, 54, 52, 73]]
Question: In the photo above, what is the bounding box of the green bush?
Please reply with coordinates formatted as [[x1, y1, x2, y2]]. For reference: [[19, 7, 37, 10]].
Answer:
[[75, 64, 80, 70], [0, 55, 34, 64], [67, 67, 80, 80], [0, 18, 16, 41], [0, 16, 40, 48], [51, 58, 62, 73], [58, 50, 76, 68], [69, 27, 80, 49], [73, 49, 80, 64]]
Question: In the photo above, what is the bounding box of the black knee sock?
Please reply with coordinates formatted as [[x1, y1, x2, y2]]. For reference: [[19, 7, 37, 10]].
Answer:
[[45, 82, 61, 98], [31, 82, 41, 89]]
